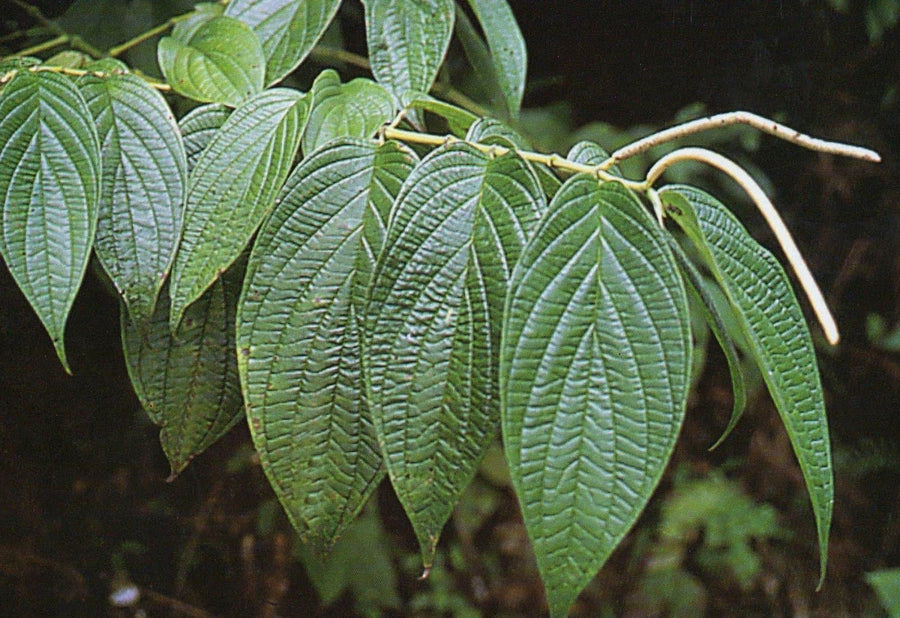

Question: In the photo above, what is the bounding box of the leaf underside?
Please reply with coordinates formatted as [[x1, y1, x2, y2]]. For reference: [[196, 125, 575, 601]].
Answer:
[[178, 102, 231, 173], [365, 142, 545, 567], [238, 138, 417, 554], [502, 175, 692, 617]]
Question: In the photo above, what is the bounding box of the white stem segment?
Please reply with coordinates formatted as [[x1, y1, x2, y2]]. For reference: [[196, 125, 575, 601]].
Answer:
[[646, 147, 840, 345], [608, 111, 881, 165]]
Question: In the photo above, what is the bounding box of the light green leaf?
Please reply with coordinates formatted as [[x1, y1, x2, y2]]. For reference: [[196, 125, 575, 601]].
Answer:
[[501, 176, 692, 617], [122, 276, 242, 478], [238, 138, 416, 554], [170, 2, 224, 43], [178, 103, 231, 173], [169, 88, 307, 330], [365, 143, 545, 566], [867, 568, 900, 618], [465, 0, 527, 118], [402, 91, 477, 137], [78, 71, 187, 322], [225, 0, 341, 85], [362, 0, 454, 104], [659, 184, 833, 585], [302, 69, 394, 154], [0, 70, 100, 372], [158, 15, 265, 106]]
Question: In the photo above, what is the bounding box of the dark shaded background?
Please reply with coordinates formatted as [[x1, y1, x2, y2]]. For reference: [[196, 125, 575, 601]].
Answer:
[[1, 0, 898, 615]]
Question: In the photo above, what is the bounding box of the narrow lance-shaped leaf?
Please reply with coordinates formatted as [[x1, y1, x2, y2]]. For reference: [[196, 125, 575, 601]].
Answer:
[[158, 15, 265, 106], [0, 70, 100, 372], [238, 138, 417, 554], [169, 87, 308, 330], [501, 176, 692, 617], [364, 143, 545, 567], [78, 68, 187, 322], [465, 0, 527, 118], [122, 275, 243, 478], [659, 184, 833, 584], [178, 103, 230, 173], [302, 70, 394, 155], [225, 0, 342, 85], [362, 0, 454, 105]]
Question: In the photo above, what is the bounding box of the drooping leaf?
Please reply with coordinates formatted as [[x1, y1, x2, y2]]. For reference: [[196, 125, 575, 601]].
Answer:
[[362, 0, 454, 104], [178, 103, 231, 173], [402, 91, 477, 137], [659, 184, 833, 584], [667, 236, 747, 449], [238, 138, 416, 554], [158, 15, 265, 106], [78, 71, 187, 322], [122, 276, 242, 478], [465, 0, 527, 118], [0, 70, 100, 372], [302, 69, 394, 154], [453, 5, 508, 119], [501, 176, 692, 616], [365, 143, 545, 566], [225, 0, 341, 85], [169, 88, 307, 330]]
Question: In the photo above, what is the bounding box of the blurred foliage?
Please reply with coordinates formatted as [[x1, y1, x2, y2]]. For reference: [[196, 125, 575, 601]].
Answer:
[[868, 568, 900, 617]]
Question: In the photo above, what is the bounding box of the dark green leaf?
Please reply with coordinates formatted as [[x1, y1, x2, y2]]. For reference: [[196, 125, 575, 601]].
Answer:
[[225, 0, 341, 85], [122, 276, 242, 477], [169, 87, 307, 330], [502, 176, 692, 616], [0, 70, 100, 372], [402, 92, 477, 137], [660, 184, 833, 584], [238, 138, 416, 553], [365, 143, 545, 566], [465, 0, 527, 118], [158, 15, 265, 106], [178, 103, 231, 173], [302, 69, 393, 154], [78, 71, 187, 322]]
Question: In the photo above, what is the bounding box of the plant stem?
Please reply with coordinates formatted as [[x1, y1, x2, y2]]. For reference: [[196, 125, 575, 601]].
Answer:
[[9, 0, 106, 59], [12, 34, 67, 58], [107, 14, 189, 57], [0, 65, 171, 91]]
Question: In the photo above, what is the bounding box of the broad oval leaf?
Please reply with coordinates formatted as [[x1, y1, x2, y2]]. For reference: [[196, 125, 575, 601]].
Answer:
[[169, 87, 308, 330], [158, 15, 265, 106], [78, 71, 187, 322], [238, 138, 417, 554], [225, 0, 341, 85], [178, 103, 231, 173], [501, 176, 692, 617], [365, 143, 545, 566], [170, 1, 224, 42], [302, 70, 394, 154], [659, 184, 833, 584], [362, 0, 454, 104], [465, 0, 527, 118], [122, 277, 242, 478], [0, 70, 100, 372]]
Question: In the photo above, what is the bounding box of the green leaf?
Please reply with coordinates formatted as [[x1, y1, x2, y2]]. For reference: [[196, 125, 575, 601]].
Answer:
[[225, 0, 341, 85], [501, 176, 692, 616], [122, 276, 242, 478], [238, 138, 416, 554], [867, 568, 900, 618], [302, 70, 394, 154], [453, 5, 508, 119], [362, 0, 454, 104], [659, 184, 833, 585], [169, 88, 307, 330], [170, 2, 224, 43], [365, 143, 545, 566], [178, 103, 231, 174], [667, 236, 747, 449], [0, 70, 100, 372], [402, 92, 477, 137], [78, 71, 187, 322], [465, 0, 527, 118], [567, 140, 621, 175], [158, 15, 265, 106]]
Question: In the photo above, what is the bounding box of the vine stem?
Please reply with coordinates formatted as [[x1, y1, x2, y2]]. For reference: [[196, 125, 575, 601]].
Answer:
[[645, 147, 840, 345], [12, 33, 67, 58]]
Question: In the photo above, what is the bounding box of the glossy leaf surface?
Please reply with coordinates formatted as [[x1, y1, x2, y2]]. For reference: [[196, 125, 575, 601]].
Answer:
[[365, 143, 545, 566], [0, 70, 100, 371], [178, 102, 230, 173], [238, 139, 416, 553], [502, 176, 691, 616], [78, 71, 187, 322], [169, 88, 307, 329], [660, 184, 833, 583]]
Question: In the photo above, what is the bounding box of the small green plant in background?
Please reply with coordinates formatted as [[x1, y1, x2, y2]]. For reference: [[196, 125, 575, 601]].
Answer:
[[0, 0, 882, 614]]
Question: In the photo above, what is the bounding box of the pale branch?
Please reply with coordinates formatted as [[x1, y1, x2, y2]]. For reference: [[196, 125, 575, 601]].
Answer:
[[645, 147, 841, 345], [0, 65, 172, 91], [604, 110, 882, 167]]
